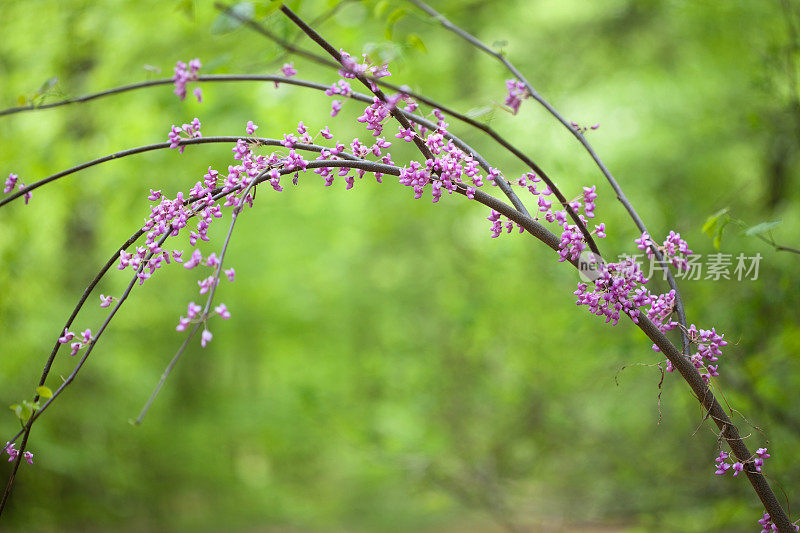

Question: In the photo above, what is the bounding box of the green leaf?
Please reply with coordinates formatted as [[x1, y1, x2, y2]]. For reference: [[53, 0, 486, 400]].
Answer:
[[745, 220, 782, 236], [374, 0, 390, 18], [406, 33, 427, 53], [702, 207, 729, 237], [384, 7, 406, 40], [36, 386, 53, 399], [36, 77, 58, 96], [465, 106, 494, 119], [18, 402, 33, 423], [211, 2, 254, 34], [17, 95, 27, 106]]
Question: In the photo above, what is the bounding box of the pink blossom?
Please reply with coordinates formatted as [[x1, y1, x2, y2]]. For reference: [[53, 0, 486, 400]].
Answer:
[[281, 62, 297, 77], [200, 329, 213, 348], [215, 304, 231, 319]]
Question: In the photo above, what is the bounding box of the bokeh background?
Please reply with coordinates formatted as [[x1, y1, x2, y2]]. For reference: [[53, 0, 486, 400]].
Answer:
[[1, 0, 799, 531]]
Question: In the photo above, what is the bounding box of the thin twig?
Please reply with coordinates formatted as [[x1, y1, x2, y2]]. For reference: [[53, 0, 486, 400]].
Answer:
[[135, 174, 258, 424]]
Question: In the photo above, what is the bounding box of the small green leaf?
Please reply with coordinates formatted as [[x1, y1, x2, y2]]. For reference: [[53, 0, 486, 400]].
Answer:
[[17, 94, 27, 106], [374, 0, 389, 18], [465, 106, 494, 119], [211, 2, 254, 34], [745, 220, 782, 236], [384, 7, 406, 40], [702, 207, 729, 237], [9, 404, 19, 413], [712, 230, 723, 250], [17, 403, 33, 423], [36, 386, 53, 399], [37, 77, 58, 96], [406, 33, 427, 53]]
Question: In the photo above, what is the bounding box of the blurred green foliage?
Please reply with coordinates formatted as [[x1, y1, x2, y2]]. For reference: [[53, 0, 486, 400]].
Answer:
[[1, 0, 799, 531]]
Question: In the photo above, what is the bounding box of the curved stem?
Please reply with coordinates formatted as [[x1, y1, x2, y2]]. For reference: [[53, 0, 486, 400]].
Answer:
[[0, 77, 512, 217], [219, 1, 600, 256], [1, 159, 406, 446], [0, 135, 358, 209], [405, 0, 691, 356], [0, 225, 145, 517]]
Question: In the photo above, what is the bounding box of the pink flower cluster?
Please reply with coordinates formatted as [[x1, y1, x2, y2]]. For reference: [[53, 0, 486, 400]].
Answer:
[[4, 173, 32, 204], [167, 117, 202, 154], [58, 328, 93, 356], [4, 442, 33, 465], [326, 52, 392, 116], [664, 323, 727, 381], [504, 79, 528, 115], [273, 62, 298, 89], [173, 58, 202, 102], [337, 50, 390, 83], [574, 257, 651, 325], [125, 117, 386, 348], [636, 230, 693, 270], [758, 510, 800, 532], [281, 62, 297, 78], [715, 448, 770, 478], [569, 121, 600, 134], [510, 174, 605, 261], [396, 129, 483, 204], [175, 299, 231, 347], [568, 227, 725, 381], [358, 96, 402, 137]]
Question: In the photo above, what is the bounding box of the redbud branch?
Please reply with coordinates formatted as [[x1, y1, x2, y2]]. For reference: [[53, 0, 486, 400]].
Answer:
[[774, 243, 800, 254], [411, 0, 693, 355], [3, 157, 497, 442], [0, 135, 360, 209], [220, 2, 601, 259], [0, 226, 146, 517], [397, 9, 792, 522], [405, 0, 692, 357], [0, 66, 584, 251], [0, 226, 171, 516], [134, 175, 258, 425], [2, 159, 401, 435], [270, 6, 790, 525], [636, 316, 793, 531], [268, 0, 358, 67], [0, 77, 507, 216], [1, 148, 548, 513]]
